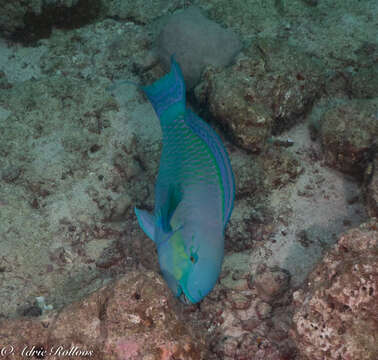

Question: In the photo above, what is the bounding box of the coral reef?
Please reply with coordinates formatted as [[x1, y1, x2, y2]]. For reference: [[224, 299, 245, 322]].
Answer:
[[319, 98, 377, 176], [0, 271, 207, 360], [290, 220, 378, 360], [195, 38, 325, 152], [195, 263, 296, 360], [0, 1, 376, 359]]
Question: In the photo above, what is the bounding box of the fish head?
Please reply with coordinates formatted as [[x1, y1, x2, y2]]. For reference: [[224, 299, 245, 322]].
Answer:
[[157, 224, 224, 304]]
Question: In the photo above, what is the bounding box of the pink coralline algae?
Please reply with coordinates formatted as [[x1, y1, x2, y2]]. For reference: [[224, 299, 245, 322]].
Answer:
[[0, 270, 207, 360], [290, 219, 378, 360], [196, 264, 295, 360]]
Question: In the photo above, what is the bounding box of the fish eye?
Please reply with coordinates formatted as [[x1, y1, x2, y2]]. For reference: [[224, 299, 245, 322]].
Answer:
[[188, 242, 199, 264], [189, 251, 198, 264]]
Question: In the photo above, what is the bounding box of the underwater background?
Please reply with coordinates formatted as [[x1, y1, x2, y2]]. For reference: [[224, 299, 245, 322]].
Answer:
[[0, 0, 377, 359]]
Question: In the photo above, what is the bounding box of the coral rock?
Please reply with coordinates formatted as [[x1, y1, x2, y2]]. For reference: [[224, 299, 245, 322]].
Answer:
[[290, 220, 378, 360], [320, 98, 378, 176], [250, 264, 291, 304], [195, 38, 324, 152], [0, 271, 207, 360]]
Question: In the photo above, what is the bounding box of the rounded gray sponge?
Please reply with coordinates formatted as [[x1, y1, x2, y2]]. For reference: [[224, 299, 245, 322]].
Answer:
[[157, 6, 242, 90]]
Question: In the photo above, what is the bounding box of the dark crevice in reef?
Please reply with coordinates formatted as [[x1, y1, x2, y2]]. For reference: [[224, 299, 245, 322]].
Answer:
[[8, 0, 104, 46]]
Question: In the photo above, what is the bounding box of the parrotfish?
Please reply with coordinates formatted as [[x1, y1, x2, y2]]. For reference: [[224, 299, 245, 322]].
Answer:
[[135, 56, 235, 304]]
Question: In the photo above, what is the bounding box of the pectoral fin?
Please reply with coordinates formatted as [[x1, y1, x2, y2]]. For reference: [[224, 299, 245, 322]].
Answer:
[[134, 207, 155, 241], [158, 184, 182, 233]]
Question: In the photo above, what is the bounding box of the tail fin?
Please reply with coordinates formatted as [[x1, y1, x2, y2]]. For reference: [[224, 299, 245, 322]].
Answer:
[[142, 55, 186, 122]]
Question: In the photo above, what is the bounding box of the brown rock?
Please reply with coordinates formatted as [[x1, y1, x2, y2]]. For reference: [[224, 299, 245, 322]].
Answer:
[[211, 332, 283, 360], [261, 148, 303, 189], [198, 265, 296, 360], [195, 38, 325, 152], [290, 220, 378, 360], [0, 271, 207, 360], [320, 98, 378, 176], [250, 264, 291, 303], [195, 64, 273, 153]]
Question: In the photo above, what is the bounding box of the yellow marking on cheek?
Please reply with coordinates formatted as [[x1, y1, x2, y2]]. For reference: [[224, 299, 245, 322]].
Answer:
[[173, 266, 182, 280], [170, 231, 189, 281]]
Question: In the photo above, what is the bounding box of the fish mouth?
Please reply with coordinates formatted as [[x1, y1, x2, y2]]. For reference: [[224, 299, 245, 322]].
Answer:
[[178, 285, 199, 304], [179, 292, 193, 305]]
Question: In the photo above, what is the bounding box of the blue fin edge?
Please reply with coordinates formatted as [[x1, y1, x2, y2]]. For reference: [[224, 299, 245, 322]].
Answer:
[[134, 207, 155, 242], [142, 55, 186, 119]]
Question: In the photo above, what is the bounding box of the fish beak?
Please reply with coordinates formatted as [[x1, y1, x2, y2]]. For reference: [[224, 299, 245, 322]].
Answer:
[[179, 292, 193, 305]]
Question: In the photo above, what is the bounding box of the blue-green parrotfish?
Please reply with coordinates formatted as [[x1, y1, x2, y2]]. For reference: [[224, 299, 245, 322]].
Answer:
[[135, 56, 235, 304]]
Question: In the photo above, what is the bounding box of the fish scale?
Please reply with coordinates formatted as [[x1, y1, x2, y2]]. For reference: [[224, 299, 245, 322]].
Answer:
[[157, 116, 223, 230], [158, 115, 221, 187]]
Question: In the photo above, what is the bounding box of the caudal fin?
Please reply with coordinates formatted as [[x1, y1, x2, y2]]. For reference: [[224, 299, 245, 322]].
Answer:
[[142, 55, 186, 122]]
